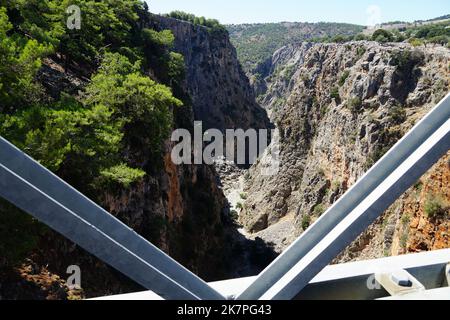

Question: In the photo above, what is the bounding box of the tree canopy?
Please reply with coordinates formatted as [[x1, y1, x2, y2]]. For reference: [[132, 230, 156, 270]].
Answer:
[[0, 1, 185, 265], [167, 10, 227, 34]]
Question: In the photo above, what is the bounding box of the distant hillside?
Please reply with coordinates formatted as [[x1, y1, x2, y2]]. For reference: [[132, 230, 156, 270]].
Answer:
[[373, 14, 450, 33], [421, 14, 450, 22], [380, 14, 450, 26], [227, 22, 364, 73], [0, 2, 270, 299]]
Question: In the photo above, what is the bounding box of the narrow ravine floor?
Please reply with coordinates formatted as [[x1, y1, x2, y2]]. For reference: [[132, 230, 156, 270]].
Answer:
[[214, 158, 278, 277]]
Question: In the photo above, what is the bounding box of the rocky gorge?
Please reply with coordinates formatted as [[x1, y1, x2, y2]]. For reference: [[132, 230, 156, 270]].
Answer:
[[1, 4, 449, 300], [238, 41, 449, 261]]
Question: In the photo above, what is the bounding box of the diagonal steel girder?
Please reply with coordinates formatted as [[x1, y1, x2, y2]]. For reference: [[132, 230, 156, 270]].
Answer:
[[237, 93, 450, 300], [0, 137, 225, 300]]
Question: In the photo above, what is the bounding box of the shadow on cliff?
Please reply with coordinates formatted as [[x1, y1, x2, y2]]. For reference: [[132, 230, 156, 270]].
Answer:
[[221, 209, 279, 279]]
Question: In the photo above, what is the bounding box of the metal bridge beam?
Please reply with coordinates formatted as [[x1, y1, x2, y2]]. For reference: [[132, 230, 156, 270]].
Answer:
[[237, 94, 450, 300], [0, 138, 225, 300]]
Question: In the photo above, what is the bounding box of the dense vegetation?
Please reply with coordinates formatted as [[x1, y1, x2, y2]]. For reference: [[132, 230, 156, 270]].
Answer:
[[312, 20, 450, 46], [403, 20, 450, 45], [0, 0, 184, 266], [167, 10, 227, 35], [227, 22, 364, 73], [379, 15, 450, 26]]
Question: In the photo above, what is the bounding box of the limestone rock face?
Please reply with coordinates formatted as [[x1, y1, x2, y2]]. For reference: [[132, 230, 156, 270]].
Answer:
[[240, 41, 449, 257], [156, 15, 270, 132]]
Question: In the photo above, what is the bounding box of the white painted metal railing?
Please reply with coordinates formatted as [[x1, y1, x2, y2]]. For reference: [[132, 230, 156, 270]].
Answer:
[[91, 249, 450, 300]]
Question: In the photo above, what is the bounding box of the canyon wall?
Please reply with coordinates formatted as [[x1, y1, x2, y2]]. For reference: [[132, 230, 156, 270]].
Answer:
[[155, 15, 270, 132], [240, 42, 449, 258]]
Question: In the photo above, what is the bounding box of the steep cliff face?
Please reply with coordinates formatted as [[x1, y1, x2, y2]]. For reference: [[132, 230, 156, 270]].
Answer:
[[239, 42, 449, 257], [336, 152, 450, 263], [155, 15, 270, 132], [1, 14, 270, 299]]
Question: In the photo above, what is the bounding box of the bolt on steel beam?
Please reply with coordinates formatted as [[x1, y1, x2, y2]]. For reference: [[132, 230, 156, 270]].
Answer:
[[375, 269, 425, 296]]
